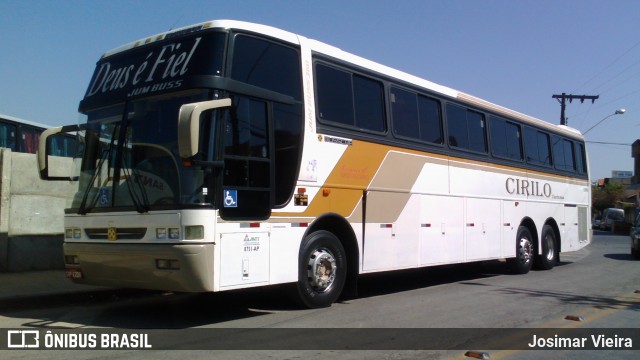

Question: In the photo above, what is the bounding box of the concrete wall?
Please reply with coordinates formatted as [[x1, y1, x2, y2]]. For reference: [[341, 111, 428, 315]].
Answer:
[[0, 148, 77, 271]]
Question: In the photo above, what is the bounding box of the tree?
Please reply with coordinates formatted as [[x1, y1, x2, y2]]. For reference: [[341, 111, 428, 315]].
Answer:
[[592, 184, 625, 213]]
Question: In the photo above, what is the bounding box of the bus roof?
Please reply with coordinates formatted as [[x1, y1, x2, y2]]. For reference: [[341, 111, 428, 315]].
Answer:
[[99, 19, 584, 140], [0, 113, 55, 130]]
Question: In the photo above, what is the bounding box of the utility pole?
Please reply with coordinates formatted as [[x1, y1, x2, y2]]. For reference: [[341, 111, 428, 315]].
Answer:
[[552, 93, 599, 126]]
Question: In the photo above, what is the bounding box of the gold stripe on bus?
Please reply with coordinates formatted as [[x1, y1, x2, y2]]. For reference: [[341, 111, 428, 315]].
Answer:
[[275, 140, 589, 220]]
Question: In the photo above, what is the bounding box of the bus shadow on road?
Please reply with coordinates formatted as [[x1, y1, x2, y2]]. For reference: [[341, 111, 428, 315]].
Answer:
[[2, 261, 514, 329], [352, 260, 508, 300], [604, 253, 637, 261]]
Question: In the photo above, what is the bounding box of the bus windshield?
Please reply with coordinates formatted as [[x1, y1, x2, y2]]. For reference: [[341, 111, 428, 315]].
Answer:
[[73, 90, 212, 213]]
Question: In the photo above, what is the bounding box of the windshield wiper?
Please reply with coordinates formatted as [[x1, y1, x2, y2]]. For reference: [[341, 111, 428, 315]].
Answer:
[[121, 129, 150, 213], [78, 148, 108, 215], [78, 128, 117, 215]]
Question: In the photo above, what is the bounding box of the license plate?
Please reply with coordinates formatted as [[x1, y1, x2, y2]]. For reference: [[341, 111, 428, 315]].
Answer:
[[65, 268, 83, 279]]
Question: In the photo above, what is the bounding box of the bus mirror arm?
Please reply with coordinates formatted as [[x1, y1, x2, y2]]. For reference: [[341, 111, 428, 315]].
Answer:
[[178, 98, 232, 159]]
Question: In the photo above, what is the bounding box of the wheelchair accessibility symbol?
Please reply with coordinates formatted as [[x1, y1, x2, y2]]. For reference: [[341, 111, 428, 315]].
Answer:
[[98, 187, 110, 207], [224, 190, 238, 208]]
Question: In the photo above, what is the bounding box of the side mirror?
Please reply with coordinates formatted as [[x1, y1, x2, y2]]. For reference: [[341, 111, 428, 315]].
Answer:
[[178, 98, 232, 159], [38, 124, 82, 181]]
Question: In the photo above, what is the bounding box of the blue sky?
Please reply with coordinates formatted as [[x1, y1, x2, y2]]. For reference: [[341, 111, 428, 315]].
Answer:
[[1, 0, 639, 181]]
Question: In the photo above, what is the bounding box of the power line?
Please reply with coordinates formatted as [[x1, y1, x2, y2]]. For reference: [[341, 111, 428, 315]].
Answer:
[[587, 57, 640, 94], [573, 39, 640, 93], [586, 141, 631, 146]]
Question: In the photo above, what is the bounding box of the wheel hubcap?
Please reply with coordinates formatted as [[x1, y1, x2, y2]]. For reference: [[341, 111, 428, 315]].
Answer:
[[518, 237, 533, 265], [307, 248, 337, 292], [544, 234, 555, 261]]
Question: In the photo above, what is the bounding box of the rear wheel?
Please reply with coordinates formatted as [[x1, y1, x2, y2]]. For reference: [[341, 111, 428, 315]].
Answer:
[[508, 226, 534, 274], [295, 230, 346, 308], [535, 225, 558, 270]]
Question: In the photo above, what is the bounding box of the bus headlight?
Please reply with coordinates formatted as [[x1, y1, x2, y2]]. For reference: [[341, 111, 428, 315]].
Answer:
[[156, 227, 181, 240], [156, 228, 167, 239], [185, 225, 204, 240], [65, 228, 82, 239]]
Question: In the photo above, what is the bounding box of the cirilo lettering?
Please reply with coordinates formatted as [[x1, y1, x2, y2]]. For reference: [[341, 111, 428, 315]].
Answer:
[[505, 177, 552, 198]]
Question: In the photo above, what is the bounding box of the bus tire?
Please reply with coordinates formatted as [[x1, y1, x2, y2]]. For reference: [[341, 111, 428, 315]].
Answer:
[[508, 226, 534, 274], [535, 225, 558, 270], [295, 230, 346, 308]]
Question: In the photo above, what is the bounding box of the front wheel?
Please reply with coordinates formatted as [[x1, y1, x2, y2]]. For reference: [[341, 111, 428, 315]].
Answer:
[[535, 225, 558, 270], [295, 230, 347, 308], [508, 226, 534, 274]]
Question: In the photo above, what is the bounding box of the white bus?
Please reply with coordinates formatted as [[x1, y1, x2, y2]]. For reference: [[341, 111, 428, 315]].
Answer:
[[39, 20, 591, 308]]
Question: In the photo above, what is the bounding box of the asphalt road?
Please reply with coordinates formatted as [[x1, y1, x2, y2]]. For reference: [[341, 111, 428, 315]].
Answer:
[[1, 231, 638, 359]]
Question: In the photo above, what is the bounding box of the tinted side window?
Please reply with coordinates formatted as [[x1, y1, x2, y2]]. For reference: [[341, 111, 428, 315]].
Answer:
[[563, 139, 576, 172], [537, 132, 552, 167], [391, 87, 443, 144], [231, 35, 302, 101], [391, 87, 419, 138], [467, 111, 487, 152], [490, 116, 522, 160], [524, 127, 551, 167], [447, 104, 468, 149], [315, 62, 386, 132], [353, 75, 385, 132], [316, 64, 353, 126], [273, 102, 303, 206], [553, 136, 575, 172], [224, 98, 268, 160], [447, 104, 487, 153], [231, 35, 304, 208], [552, 136, 564, 170], [417, 95, 443, 144], [576, 142, 587, 174]]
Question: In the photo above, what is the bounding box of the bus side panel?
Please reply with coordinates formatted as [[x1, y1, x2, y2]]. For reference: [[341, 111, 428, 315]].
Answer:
[[464, 198, 502, 261], [563, 205, 579, 251], [215, 225, 307, 290], [419, 195, 464, 266], [269, 226, 307, 284], [362, 191, 419, 272], [218, 231, 270, 289]]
